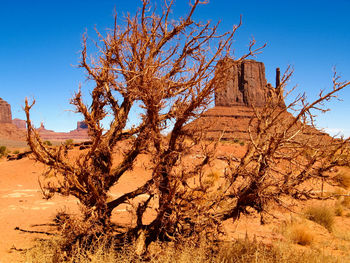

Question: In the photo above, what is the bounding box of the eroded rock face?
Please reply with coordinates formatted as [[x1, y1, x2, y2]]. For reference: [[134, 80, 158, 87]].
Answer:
[[215, 59, 267, 107], [12, 118, 26, 129], [0, 98, 12, 123]]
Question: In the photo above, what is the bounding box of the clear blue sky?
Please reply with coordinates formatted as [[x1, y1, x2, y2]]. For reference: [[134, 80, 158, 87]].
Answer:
[[1, 0, 349, 137]]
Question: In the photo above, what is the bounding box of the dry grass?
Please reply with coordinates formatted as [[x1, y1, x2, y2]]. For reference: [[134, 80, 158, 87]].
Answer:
[[305, 205, 335, 232], [284, 223, 314, 246], [334, 203, 344, 216], [24, 236, 342, 263], [341, 196, 350, 208]]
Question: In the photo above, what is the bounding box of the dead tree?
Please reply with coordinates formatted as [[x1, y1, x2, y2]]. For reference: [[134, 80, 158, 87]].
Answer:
[[24, 0, 350, 252], [24, 0, 265, 246]]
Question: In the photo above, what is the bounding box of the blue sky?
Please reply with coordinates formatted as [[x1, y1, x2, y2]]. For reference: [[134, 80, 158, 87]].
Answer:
[[1, 0, 350, 136]]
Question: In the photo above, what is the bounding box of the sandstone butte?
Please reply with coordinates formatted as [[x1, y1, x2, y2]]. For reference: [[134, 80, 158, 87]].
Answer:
[[187, 59, 329, 141]]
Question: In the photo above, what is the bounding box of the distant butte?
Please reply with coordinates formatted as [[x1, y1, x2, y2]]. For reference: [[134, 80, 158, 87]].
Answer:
[[0, 97, 89, 142]]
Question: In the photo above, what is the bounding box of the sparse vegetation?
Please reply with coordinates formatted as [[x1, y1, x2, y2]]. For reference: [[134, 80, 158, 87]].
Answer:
[[43, 140, 52, 146], [64, 139, 73, 146], [334, 203, 344, 216], [0, 145, 8, 158], [284, 223, 314, 246], [341, 196, 350, 208], [25, 237, 341, 263], [334, 170, 350, 189], [305, 205, 335, 232]]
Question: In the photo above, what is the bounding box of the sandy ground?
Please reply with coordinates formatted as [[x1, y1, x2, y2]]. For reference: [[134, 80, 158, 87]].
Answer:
[[0, 158, 75, 262], [0, 153, 153, 262], [1, 145, 350, 262]]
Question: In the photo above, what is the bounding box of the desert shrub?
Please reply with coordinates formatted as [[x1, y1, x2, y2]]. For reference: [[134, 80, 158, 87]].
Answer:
[[341, 196, 350, 208], [25, 237, 341, 263], [305, 206, 334, 232], [43, 140, 52, 146], [334, 171, 350, 189], [0, 145, 8, 157], [13, 149, 20, 154], [285, 224, 314, 246], [64, 139, 73, 146], [334, 203, 344, 216]]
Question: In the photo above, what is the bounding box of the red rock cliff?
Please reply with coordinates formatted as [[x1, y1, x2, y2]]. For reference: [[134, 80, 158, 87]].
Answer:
[[0, 98, 12, 123], [215, 59, 267, 107]]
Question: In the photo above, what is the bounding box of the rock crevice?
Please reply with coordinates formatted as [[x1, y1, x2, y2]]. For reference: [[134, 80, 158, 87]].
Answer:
[[215, 59, 267, 107]]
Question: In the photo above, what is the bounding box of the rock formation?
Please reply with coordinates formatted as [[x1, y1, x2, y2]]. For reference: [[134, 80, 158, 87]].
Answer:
[[0, 97, 89, 141], [188, 59, 326, 141], [37, 121, 89, 141], [0, 98, 12, 123], [12, 118, 26, 129], [215, 59, 267, 107], [0, 98, 25, 140]]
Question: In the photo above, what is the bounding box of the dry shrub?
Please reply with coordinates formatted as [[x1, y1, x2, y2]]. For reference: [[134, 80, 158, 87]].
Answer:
[[25, 237, 341, 263], [334, 203, 344, 216], [286, 224, 314, 246], [341, 196, 350, 208], [334, 171, 350, 189], [0, 145, 8, 158], [305, 206, 334, 232]]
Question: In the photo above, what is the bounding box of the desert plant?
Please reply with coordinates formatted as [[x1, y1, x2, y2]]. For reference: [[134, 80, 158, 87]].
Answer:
[[25, 237, 341, 263], [334, 171, 350, 189], [284, 223, 314, 246], [25, 0, 266, 250], [341, 196, 350, 208], [0, 145, 8, 158], [305, 205, 334, 232], [43, 140, 52, 146], [64, 139, 73, 146], [23, 0, 350, 257], [334, 203, 344, 216]]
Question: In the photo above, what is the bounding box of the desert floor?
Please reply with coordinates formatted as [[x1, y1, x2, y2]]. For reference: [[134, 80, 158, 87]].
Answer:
[[1, 144, 350, 262]]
